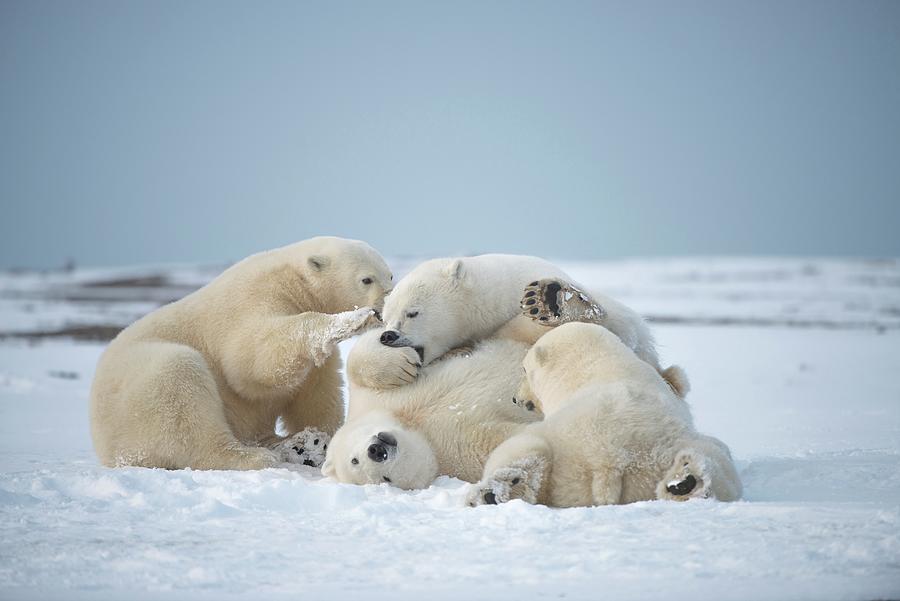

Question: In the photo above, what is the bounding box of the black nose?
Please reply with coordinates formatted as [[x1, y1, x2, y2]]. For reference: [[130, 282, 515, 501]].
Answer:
[[367, 442, 388, 462], [380, 330, 399, 345]]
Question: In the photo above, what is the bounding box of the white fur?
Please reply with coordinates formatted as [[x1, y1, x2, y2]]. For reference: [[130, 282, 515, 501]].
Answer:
[[90, 237, 392, 470], [372, 254, 661, 386], [380, 255, 567, 365], [324, 335, 540, 488], [329, 253, 672, 491], [470, 323, 742, 507]]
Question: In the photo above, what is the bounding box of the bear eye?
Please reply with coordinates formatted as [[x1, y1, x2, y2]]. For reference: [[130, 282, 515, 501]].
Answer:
[[406, 311, 419, 318], [362, 277, 373, 285], [351, 458, 359, 465]]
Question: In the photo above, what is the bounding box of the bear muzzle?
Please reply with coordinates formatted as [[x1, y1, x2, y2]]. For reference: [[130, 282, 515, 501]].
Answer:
[[379, 331, 426, 362], [380, 330, 400, 345], [367, 431, 398, 463]]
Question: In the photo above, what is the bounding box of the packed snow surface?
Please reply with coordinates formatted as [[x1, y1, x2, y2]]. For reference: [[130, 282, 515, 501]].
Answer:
[[1, 258, 898, 600]]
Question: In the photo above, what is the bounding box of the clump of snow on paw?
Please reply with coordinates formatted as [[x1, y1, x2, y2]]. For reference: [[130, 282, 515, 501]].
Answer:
[[329, 307, 375, 339], [303, 307, 375, 366], [274, 427, 330, 468]]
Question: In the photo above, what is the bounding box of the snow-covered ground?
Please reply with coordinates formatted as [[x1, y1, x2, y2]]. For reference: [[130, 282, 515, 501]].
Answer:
[[1, 258, 898, 600]]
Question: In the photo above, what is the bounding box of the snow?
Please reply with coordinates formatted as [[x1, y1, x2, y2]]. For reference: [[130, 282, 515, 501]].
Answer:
[[1, 258, 899, 600]]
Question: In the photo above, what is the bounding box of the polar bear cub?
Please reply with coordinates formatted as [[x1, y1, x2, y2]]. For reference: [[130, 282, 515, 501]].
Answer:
[[468, 322, 742, 507], [369, 254, 665, 389], [90, 237, 392, 470]]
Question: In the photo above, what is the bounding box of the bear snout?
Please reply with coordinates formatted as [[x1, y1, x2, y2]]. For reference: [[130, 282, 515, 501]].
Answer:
[[367, 442, 389, 463], [380, 330, 400, 345]]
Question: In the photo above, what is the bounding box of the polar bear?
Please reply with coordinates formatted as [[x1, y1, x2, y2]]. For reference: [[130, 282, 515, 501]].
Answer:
[[322, 335, 540, 488], [325, 265, 682, 490], [468, 322, 742, 508], [366, 254, 678, 393], [90, 237, 392, 470]]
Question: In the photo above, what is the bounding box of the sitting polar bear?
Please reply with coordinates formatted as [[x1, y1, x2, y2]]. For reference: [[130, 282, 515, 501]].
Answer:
[[359, 254, 687, 396], [468, 322, 742, 508], [90, 237, 392, 470]]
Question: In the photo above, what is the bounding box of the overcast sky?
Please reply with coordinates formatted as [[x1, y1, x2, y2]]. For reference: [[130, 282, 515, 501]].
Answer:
[[2, 0, 898, 268]]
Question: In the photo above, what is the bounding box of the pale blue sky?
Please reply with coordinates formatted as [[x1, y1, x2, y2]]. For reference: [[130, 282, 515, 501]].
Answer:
[[2, 0, 899, 268]]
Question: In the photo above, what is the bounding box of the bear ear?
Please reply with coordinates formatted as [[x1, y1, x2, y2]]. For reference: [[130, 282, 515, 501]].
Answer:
[[534, 346, 549, 366], [321, 457, 335, 477], [308, 255, 330, 271], [444, 258, 465, 282]]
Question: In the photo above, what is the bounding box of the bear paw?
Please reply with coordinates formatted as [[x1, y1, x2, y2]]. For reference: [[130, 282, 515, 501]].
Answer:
[[364, 345, 422, 389], [467, 456, 546, 507], [657, 451, 711, 501], [311, 308, 377, 367], [521, 279, 605, 326], [329, 307, 377, 342], [273, 427, 331, 468]]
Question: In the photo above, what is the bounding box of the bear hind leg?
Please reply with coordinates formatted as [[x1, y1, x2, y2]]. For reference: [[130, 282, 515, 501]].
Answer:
[[102, 342, 278, 471], [656, 449, 711, 501], [657, 435, 742, 502], [468, 432, 552, 507], [521, 279, 606, 326], [468, 455, 548, 506], [591, 468, 624, 505]]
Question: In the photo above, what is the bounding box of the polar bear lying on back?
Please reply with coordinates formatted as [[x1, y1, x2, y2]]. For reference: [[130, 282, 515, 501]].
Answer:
[[322, 335, 539, 488], [468, 322, 742, 507], [90, 237, 391, 470]]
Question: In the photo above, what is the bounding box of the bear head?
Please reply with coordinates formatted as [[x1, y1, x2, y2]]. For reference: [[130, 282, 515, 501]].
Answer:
[[322, 410, 439, 490], [377, 258, 477, 365], [518, 322, 609, 416], [301, 237, 393, 315]]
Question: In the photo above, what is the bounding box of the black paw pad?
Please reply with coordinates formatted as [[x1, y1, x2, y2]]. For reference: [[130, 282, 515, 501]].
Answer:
[[303, 459, 316, 467], [666, 474, 697, 496], [544, 282, 562, 316], [483, 491, 498, 505]]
